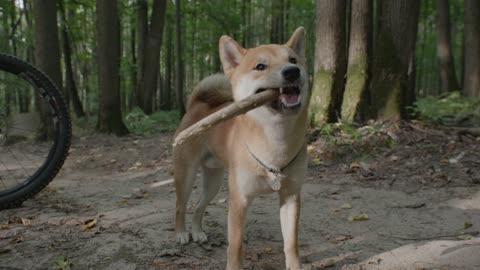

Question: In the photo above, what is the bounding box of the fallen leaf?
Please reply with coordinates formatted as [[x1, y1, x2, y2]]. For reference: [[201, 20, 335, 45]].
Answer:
[[150, 178, 174, 188], [347, 214, 369, 221], [311, 158, 321, 165], [21, 218, 32, 226], [263, 247, 273, 253], [340, 203, 352, 209], [350, 162, 361, 169], [458, 234, 474, 240], [464, 221, 473, 229], [81, 219, 97, 231]]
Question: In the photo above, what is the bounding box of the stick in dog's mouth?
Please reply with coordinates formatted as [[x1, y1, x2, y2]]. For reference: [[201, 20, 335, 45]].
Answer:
[[256, 85, 302, 109]]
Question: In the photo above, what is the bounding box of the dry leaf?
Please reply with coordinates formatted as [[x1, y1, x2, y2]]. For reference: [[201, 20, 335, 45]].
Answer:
[[81, 219, 97, 231], [21, 218, 32, 226], [347, 214, 369, 221], [340, 203, 352, 209], [263, 247, 273, 253]]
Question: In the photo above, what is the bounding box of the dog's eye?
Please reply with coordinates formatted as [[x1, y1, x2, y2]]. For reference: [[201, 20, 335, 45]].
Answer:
[[288, 57, 297, 64], [254, 63, 267, 71]]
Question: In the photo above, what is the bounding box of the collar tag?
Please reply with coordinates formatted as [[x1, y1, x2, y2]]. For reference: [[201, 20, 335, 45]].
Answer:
[[266, 170, 286, 191]]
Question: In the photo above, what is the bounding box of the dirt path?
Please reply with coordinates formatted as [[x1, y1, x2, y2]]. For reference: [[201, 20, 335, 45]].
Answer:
[[1, 127, 479, 270]]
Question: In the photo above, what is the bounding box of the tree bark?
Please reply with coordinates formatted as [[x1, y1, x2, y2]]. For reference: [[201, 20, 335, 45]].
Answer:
[[33, 0, 63, 93], [136, 0, 167, 114], [341, 0, 372, 123], [270, 0, 285, 44], [435, 0, 460, 92], [463, 0, 480, 97], [175, 0, 185, 116], [133, 0, 148, 108], [59, 0, 85, 118], [369, 0, 420, 121], [311, 0, 347, 125], [33, 0, 63, 139], [95, 0, 128, 135], [160, 15, 173, 110]]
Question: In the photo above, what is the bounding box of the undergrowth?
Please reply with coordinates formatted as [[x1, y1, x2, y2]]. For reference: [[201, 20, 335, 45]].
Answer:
[[413, 92, 480, 123], [124, 108, 180, 135]]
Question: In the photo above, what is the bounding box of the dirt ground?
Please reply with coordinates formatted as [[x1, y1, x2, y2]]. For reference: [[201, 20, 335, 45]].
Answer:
[[1, 123, 479, 270]]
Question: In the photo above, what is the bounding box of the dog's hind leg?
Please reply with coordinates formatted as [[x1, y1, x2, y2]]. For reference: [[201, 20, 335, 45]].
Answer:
[[192, 165, 224, 243], [174, 150, 200, 245]]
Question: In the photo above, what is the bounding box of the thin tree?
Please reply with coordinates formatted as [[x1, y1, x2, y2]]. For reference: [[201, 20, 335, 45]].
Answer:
[[135, 0, 167, 114], [436, 0, 460, 92], [463, 0, 480, 97], [59, 0, 85, 118], [369, 0, 420, 121], [175, 0, 185, 116], [310, 0, 347, 125], [341, 0, 372, 122], [95, 0, 128, 135]]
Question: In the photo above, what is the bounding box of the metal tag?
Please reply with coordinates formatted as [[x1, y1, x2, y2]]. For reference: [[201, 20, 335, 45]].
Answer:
[[266, 171, 286, 191]]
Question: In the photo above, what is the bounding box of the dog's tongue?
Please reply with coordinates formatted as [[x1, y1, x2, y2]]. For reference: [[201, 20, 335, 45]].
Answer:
[[280, 94, 300, 106]]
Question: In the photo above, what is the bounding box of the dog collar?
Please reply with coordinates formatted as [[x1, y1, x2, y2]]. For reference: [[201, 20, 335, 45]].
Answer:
[[245, 142, 305, 191]]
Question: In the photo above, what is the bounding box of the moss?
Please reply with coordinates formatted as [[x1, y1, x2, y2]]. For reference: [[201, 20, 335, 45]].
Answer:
[[310, 69, 334, 126], [341, 54, 368, 122]]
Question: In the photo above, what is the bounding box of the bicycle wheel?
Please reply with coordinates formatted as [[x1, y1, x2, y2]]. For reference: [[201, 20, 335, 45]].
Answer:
[[0, 54, 71, 209]]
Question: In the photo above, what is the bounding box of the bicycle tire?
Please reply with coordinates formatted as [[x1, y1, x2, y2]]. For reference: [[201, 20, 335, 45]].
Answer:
[[0, 53, 71, 209]]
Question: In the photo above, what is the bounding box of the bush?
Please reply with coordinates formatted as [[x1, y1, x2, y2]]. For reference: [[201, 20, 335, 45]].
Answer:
[[125, 107, 180, 135], [413, 92, 480, 123]]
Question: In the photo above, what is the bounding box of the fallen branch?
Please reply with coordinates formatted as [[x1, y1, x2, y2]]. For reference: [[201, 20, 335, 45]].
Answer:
[[173, 89, 279, 147]]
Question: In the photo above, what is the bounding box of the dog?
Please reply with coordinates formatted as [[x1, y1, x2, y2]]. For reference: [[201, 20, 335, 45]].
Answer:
[[174, 27, 310, 270]]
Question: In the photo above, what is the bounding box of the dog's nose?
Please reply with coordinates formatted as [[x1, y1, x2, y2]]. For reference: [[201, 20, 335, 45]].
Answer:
[[282, 66, 300, 82]]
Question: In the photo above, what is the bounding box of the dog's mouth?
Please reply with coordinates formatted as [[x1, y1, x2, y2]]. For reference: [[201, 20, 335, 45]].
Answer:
[[256, 84, 302, 111]]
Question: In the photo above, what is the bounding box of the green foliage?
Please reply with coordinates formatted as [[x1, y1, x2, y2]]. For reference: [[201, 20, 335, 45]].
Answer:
[[124, 107, 180, 135], [413, 92, 480, 122], [51, 256, 72, 270]]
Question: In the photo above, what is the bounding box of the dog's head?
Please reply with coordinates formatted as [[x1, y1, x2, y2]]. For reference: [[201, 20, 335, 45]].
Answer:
[[219, 27, 309, 117]]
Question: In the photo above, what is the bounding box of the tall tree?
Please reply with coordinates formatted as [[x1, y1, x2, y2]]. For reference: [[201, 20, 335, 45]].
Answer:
[[59, 0, 85, 118], [33, 0, 63, 139], [463, 0, 480, 97], [32, 0, 63, 93], [135, 0, 167, 115], [175, 0, 185, 116], [270, 0, 285, 44], [133, 0, 148, 108], [160, 14, 173, 111], [369, 0, 420, 121], [435, 0, 460, 92], [96, 0, 128, 135], [341, 0, 372, 122], [310, 0, 347, 125]]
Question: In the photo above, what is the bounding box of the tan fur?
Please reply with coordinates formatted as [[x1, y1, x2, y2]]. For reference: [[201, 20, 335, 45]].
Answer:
[[174, 27, 309, 270]]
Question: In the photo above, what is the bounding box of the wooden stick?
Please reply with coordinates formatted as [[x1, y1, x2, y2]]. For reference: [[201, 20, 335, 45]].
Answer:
[[173, 89, 279, 147]]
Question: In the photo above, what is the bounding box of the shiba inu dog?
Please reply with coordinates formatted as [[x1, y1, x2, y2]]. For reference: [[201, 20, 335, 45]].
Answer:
[[174, 27, 310, 270]]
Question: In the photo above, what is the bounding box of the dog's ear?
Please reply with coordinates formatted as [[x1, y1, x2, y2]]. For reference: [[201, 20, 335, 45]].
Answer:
[[219, 35, 246, 78], [286, 27, 306, 60]]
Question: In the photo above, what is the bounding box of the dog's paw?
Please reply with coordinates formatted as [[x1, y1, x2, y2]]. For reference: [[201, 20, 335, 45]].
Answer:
[[192, 231, 208, 243], [176, 232, 190, 245]]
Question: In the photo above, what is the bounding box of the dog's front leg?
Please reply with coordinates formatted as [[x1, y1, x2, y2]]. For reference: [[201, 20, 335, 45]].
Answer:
[[226, 179, 251, 270], [280, 191, 301, 270]]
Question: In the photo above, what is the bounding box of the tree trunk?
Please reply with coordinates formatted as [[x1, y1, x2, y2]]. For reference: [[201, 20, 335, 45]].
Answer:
[[463, 0, 480, 97], [133, 0, 148, 108], [311, 0, 347, 125], [341, 0, 372, 123], [369, 0, 420, 121], [135, 0, 167, 114], [270, 0, 285, 44], [95, 0, 128, 135], [435, 0, 460, 92], [59, 0, 85, 118], [175, 0, 185, 116], [33, 0, 63, 139], [161, 16, 173, 111]]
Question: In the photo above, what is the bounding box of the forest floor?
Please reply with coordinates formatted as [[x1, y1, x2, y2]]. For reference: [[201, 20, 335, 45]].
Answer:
[[1, 122, 480, 270]]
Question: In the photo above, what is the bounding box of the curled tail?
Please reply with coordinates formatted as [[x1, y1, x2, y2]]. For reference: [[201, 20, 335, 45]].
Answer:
[[187, 74, 233, 109]]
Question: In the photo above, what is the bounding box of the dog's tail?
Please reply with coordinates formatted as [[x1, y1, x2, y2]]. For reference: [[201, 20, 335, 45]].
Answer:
[[187, 74, 233, 109]]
